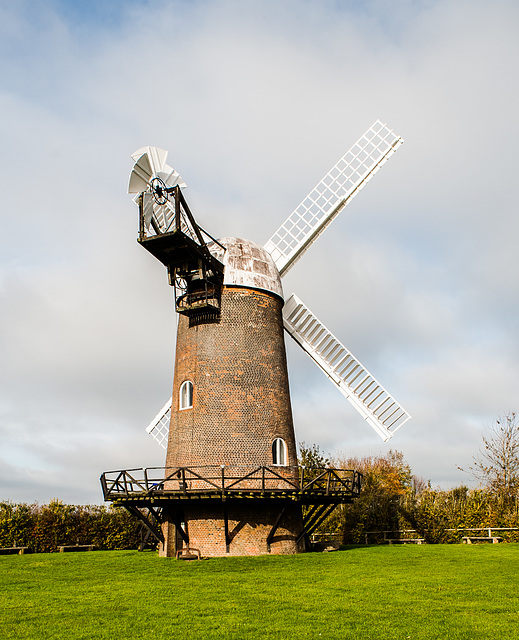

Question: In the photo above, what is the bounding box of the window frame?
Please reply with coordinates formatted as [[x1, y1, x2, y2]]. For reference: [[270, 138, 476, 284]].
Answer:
[[272, 437, 287, 466], [179, 380, 194, 410]]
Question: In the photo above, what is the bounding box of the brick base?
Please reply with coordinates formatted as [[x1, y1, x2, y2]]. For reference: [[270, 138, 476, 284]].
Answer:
[[159, 500, 304, 557]]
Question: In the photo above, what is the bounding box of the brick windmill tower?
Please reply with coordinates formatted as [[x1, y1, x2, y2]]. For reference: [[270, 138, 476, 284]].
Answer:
[[101, 122, 411, 557]]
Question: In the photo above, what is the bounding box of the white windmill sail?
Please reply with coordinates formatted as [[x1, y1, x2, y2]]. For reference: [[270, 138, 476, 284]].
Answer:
[[145, 398, 172, 450], [283, 294, 410, 441], [128, 146, 186, 235], [128, 147, 168, 193], [264, 120, 403, 276], [129, 146, 186, 195]]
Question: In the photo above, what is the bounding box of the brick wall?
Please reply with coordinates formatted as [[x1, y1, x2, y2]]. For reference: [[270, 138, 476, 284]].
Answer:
[[166, 286, 297, 472], [159, 500, 304, 557], [161, 284, 302, 557]]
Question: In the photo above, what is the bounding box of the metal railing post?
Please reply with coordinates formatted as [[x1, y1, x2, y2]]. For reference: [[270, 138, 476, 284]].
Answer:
[[175, 185, 181, 230], [100, 474, 107, 499], [138, 194, 145, 241]]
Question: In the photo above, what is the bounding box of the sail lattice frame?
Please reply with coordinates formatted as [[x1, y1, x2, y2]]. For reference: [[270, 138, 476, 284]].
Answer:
[[264, 120, 403, 276], [283, 294, 411, 441], [145, 398, 171, 450]]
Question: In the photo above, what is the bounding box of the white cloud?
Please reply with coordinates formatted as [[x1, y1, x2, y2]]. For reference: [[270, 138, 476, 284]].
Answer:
[[1, 0, 518, 503]]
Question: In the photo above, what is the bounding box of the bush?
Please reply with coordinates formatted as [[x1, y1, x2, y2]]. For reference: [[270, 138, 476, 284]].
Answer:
[[402, 488, 519, 543], [0, 501, 142, 553], [301, 445, 519, 544], [333, 451, 413, 544]]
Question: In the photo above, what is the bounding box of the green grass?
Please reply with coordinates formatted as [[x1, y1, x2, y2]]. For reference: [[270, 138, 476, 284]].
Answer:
[[2, 545, 519, 640]]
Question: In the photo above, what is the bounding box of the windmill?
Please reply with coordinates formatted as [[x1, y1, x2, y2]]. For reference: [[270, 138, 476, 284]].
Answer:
[[101, 120, 410, 557]]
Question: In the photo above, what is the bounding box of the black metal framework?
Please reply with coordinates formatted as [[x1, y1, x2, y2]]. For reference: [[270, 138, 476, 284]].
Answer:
[[100, 465, 362, 552], [137, 185, 226, 317]]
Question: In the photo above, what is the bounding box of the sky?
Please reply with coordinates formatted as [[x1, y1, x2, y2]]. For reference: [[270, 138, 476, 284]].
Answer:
[[1, 0, 518, 504]]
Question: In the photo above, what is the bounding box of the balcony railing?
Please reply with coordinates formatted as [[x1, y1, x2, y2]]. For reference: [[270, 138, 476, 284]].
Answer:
[[100, 465, 361, 502]]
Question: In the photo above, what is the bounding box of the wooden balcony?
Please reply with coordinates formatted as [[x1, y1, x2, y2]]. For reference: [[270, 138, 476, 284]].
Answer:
[[100, 465, 362, 505]]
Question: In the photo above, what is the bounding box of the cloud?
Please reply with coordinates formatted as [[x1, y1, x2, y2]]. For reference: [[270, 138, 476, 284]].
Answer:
[[0, 0, 518, 503]]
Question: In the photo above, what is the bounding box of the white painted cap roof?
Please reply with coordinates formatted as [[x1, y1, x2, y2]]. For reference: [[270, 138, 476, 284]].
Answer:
[[209, 237, 283, 299]]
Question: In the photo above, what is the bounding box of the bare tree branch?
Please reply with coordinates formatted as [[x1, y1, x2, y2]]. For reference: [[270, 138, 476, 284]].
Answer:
[[460, 412, 519, 501]]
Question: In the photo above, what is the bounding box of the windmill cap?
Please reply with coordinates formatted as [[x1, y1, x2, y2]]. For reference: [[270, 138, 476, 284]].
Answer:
[[208, 237, 283, 300]]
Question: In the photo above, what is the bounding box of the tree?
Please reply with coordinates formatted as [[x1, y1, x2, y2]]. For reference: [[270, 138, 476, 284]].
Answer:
[[298, 442, 331, 491], [463, 412, 519, 503], [298, 442, 330, 469], [332, 450, 415, 543]]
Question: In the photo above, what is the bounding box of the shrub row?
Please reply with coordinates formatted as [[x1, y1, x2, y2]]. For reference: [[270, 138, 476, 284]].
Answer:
[[298, 446, 519, 544], [0, 501, 142, 553]]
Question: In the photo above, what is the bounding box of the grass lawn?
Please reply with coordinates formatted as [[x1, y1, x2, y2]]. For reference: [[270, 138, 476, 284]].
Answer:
[[2, 544, 519, 639]]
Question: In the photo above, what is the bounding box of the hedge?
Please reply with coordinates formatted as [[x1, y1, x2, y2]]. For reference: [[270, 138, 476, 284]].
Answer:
[[0, 501, 142, 553]]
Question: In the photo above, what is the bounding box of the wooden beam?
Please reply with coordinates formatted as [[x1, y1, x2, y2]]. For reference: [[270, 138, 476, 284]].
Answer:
[[296, 503, 338, 545], [169, 511, 189, 545], [125, 505, 164, 544], [223, 503, 230, 553], [305, 504, 338, 538], [266, 506, 287, 552]]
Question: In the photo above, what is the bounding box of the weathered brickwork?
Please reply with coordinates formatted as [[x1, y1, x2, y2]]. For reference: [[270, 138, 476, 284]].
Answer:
[[159, 500, 303, 557], [161, 280, 303, 556], [166, 286, 297, 472]]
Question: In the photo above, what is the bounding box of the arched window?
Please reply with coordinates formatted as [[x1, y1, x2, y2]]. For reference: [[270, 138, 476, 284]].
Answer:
[[272, 438, 287, 466], [179, 381, 193, 410]]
